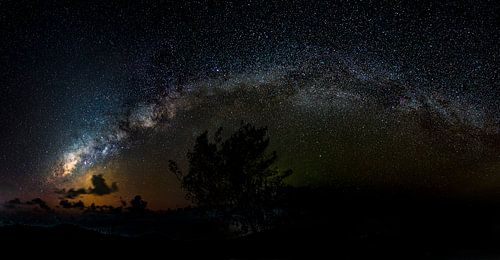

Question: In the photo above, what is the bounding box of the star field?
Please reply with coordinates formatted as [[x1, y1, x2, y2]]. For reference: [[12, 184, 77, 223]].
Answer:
[[0, 1, 498, 209]]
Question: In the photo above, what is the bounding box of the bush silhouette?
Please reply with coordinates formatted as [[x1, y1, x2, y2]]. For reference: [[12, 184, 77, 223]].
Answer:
[[169, 123, 291, 211]]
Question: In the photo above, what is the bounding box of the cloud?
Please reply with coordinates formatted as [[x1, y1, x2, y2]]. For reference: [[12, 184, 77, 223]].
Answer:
[[7, 198, 22, 204], [3, 198, 22, 209], [59, 199, 85, 209], [25, 198, 51, 211], [89, 175, 119, 195], [60, 188, 88, 199], [3, 198, 51, 211], [56, 174, 118, 199]]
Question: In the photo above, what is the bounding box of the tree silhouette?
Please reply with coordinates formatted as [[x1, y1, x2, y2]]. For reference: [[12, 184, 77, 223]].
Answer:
[[169, 123, 292, 211], [128, 195, 148, 213]]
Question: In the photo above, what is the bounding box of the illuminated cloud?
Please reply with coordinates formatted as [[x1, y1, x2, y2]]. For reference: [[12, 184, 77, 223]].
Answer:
[[56, 174, 118, 199]]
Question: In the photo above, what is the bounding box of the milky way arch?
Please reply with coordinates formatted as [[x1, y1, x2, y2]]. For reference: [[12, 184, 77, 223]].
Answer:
[[49, 47, 499, 188]]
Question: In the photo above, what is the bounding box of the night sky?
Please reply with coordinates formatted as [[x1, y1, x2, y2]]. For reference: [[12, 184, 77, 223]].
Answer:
[[0, 1, 498, 209]]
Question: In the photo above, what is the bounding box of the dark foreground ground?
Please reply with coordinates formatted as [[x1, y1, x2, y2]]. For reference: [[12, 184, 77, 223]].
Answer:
[[2, 188, 500, 259]]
